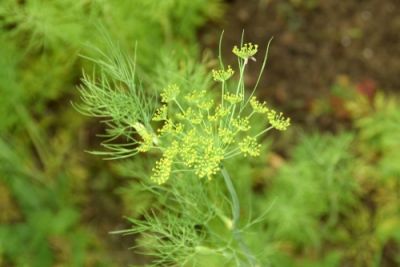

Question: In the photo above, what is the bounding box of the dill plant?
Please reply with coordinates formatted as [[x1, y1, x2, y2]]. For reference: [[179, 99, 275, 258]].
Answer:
[[77, 35, 290, 266]]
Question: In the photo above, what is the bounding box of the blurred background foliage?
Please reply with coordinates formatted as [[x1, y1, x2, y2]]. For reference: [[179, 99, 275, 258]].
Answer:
[[0, 0, 399, 266]]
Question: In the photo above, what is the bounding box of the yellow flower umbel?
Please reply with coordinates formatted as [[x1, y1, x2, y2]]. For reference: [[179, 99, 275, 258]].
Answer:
[[232, 43, 258, 64], [140, 42, 291, 184], [224, 93, 243, 104], [150, 141, 179, 184], [161, 84, 180, 102], [239, 136, 261, 157], [212, 65, 234, 82], [250, 97, 269, 114], [267, 110, 291, 131], [152, 105, 168, 121]]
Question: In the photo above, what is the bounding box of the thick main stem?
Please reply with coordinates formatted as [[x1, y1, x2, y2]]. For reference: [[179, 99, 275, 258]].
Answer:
[[221, 165, 257, 266]]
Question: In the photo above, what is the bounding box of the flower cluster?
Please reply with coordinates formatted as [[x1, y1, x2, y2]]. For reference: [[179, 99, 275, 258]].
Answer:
[[232, 43, 258, 63], [250, 97, 269, 114], [160, 84, 180, 102], [224, 93, 243, 104], [129, 43, 290, 184], [152, 105, 167, 121], [212, 65, 234, 82], [133, 122, 155, 152], [267, 110, 291, 131], [151, 141, 179, 184], [239, 136, 261, 157]]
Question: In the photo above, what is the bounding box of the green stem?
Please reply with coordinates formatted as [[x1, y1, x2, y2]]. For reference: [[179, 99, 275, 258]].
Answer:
[[254, 126, 274, 138], [221, 165, 257, 266], [173, 99, 185, 113]]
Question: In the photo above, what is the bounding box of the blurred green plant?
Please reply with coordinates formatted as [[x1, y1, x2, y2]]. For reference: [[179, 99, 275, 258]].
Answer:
[[0, 0, 225, 266], [0, 107, 115, 267], [351, 93, 400, 267], [250, 91, 400, 267], [265, 133, 356, 246]]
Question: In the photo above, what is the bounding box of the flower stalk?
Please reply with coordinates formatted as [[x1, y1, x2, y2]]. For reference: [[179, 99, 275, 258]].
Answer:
[[221, 165, 257, 266]]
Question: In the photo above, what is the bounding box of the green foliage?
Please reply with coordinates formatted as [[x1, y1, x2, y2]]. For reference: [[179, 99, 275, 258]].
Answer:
[[262, 133, 357, 253], [0, 0, 224, 110], [249, 94, 400, 267], [76, 41, 157, 159], [356, 93, 400, 179], [115, 157, 279, 267], [0, 0, 224, 266], [0, 109, 115, 267], [115, 175, 223, 266], [351, 94, 400, 267]]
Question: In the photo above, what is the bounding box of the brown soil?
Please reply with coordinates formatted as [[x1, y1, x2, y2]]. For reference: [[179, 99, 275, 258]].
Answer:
[[200, 0, 400, 125]]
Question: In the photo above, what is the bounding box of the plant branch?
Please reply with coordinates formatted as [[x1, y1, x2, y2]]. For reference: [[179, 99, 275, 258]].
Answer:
[[221, 165, 257, 266]]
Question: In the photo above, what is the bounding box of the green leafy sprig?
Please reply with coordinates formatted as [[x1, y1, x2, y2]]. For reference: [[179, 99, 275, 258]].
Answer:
[[77, 38, 290, 184]]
